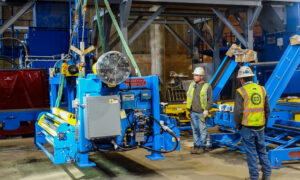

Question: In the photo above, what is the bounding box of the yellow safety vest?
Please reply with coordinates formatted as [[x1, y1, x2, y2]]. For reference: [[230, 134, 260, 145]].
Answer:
[[186, 81, 209, 110], [237, 83, 266, 126]]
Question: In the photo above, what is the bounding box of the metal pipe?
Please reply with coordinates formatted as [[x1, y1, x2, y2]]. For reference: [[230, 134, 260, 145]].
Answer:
[[1, 6, 3, 55], [250, 61, 278, 66], [11, 5, 15, 68], [129, 19, 186, 24], [26, 59, 62, 62], [0, 37, 28, 60], [69, 0, 72, 33], [26, 55, 57, 58]]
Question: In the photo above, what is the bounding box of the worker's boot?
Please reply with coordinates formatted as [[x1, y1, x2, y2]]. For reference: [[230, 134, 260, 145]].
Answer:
[[191, 147, 204, 154], [244, 178, 258, 180], [262, 176, 271, 180]]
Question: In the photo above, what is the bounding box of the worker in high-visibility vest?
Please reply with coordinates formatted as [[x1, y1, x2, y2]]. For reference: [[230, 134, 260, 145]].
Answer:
[[187, 67, 213, 154], [234, 66, 271, 180]]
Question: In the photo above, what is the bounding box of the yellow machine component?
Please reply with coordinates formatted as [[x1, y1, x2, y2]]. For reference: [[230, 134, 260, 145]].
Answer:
[[52, 108, 76, 126], [38, 114, 60, 137], [287, 99, 300, 103], [38, 109, 75, 138], [60, 62, 79, 77], [163, 104, 189, 123], [295, 114, 300, 121], [92, 63, 97, 74], [163, 103, 219, 124], [164, 104, 187, 114], [278, 98, 300, 102], [67, 65, 79, 77], [277, 98, 300, 121], [66, 70, 78, 77], [215, 101, 235, 106], [61, 63, 68, 75]]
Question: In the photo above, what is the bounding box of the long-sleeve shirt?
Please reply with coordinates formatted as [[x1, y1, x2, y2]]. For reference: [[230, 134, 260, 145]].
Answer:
[[191, 82, 213, 113], [233, 84, 271, 130]]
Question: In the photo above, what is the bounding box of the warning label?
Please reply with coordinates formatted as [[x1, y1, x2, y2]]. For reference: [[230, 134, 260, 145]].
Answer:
[[109, 99, 119, 104], [124, 79, 146, 87]]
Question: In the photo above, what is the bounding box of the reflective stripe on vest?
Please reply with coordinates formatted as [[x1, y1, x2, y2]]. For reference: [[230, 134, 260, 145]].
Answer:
[[259, 85, 266, 124], [186, 81, 209, 110], [237, 83, 266, 126], [200, 83, 209, 110]]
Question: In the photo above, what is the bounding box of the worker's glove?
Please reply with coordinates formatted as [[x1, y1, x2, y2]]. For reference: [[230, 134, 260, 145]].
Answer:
[[203, 110, 209, 118]]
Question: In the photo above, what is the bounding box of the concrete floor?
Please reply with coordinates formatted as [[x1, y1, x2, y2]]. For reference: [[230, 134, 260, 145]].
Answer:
[[1, 131, 300, 180]]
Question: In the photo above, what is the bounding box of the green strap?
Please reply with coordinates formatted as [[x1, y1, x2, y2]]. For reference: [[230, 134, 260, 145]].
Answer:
[[76, 0, 82, 17], [103, 0, 141, 77], [55, 74, 66, 108], [78, 71, 83, 78], [94, 0, 106, 53]]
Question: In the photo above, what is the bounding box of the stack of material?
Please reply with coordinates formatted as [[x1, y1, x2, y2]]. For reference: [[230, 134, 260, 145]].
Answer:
[[226, 44, 258, 62]]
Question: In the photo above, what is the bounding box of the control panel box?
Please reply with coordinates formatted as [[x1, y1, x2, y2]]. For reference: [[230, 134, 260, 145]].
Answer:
[[121, 92, 136, 109], [84, 95, 121, 139]]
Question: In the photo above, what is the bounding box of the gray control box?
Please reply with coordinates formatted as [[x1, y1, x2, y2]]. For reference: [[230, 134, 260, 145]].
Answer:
[[84, 95, 121, 139]]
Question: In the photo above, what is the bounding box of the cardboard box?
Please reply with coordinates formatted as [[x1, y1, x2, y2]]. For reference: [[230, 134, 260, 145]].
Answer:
[[235, 49, 258, 62], [226, 44, 258, 62], [290, 35, 300, 45], [226, 44, 242, 57]]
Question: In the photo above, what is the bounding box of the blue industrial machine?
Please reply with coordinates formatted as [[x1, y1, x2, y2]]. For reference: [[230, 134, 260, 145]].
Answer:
[[257, 2, 300, 95], [209, 39, 300, 168], [35, 51, 180, 167]]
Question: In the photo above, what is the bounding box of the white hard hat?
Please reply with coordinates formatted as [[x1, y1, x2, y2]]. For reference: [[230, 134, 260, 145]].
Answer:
[[193, 67, 205, 76], [237, 66, 254, 78]]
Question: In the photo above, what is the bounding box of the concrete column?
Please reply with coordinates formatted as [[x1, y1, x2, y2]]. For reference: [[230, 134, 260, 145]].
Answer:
[[150, 6, 164, 81], [246, 8, 254, 50], [150, 24, 164, 77]]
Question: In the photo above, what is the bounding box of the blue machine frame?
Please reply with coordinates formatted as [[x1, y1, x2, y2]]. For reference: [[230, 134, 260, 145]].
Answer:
[[35, 74, 180, 167], [0, 109, 48, 131]]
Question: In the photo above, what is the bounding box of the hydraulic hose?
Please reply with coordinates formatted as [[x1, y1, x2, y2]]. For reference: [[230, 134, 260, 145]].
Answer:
[[91, 115, 178, 154], [140, 115, 179, 153], [0, 37, 29, 68]]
